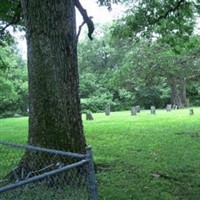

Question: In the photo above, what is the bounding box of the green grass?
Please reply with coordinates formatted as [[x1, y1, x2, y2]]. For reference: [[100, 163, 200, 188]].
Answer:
[[1, 182, 88, 200], [1, 108, 200, 199]]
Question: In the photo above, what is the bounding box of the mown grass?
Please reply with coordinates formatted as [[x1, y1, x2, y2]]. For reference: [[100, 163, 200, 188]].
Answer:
[[1, 108, 200, 199]]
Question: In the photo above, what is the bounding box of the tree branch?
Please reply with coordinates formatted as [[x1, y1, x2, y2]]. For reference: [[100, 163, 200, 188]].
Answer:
[[74, 0, 95, 40], [179, 51, 200, 66], [152, 0, 186, 24], [0, 55, 8, 71], [0, 2, 22, 36], [76, 16, 93, 41]]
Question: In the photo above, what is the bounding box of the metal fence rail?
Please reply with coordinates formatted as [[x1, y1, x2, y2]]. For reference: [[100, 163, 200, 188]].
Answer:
[[0, 141, 98, 200]]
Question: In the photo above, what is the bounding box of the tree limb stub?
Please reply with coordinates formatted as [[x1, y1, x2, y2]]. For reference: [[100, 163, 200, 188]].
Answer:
[[74, 0, 95, 40], [76, 16, 93, 42]]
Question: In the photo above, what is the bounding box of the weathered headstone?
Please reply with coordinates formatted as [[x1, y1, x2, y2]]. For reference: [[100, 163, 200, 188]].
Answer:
[[13, 113, 22, 118], [105, 104, 110, 116], [86, 111, 94, 120], [166, 104, 172, 112], [131, 106, 137, 116], [189, 108, 194, 115], [135, 105, 140, 113], [151, 106, 156, 115], [173, 104, 178, 109]]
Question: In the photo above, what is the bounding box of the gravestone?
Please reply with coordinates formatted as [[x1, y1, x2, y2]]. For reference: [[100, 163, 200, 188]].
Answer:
[[131, 107, 137, 116], [151, 106, 156, 115], [105, 104, 110, 116], [189, 108, 194, 115], [86, 111, 94, 120], [135, 105, 140, 113], [166, 104, 172, 112], [173, 104, 178, 109], [13, 113, 22, 118]]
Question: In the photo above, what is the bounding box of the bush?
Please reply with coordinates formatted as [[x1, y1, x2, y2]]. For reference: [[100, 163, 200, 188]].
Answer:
[[81, 93, 115, 113], [0, 111, 15, 118]]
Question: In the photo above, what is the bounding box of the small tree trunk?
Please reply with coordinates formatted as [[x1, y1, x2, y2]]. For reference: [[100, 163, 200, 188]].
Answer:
[[169, 76, 188, 108], [179, 77, 187, 107], [169, 76, 182, 108]]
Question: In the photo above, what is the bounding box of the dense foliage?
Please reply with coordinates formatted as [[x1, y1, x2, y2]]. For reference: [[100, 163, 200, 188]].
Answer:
[[1, 0, 200, 116], [77, 0, 200, 112], [78, 25, 200, 112], [0, 43, 27, 118]]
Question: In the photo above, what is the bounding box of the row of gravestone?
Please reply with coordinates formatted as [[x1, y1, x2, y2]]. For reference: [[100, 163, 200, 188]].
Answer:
[[86, 105, 194, 120], [132, 105, 194, 116], [131, 106, 156, 115]]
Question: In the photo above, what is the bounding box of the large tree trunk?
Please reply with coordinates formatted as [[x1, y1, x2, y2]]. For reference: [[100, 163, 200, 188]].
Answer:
[[169, 76, 182, 108], [20, 0, 86, 153], [179, 77, 187, 107], [169, 76, 187, 108]]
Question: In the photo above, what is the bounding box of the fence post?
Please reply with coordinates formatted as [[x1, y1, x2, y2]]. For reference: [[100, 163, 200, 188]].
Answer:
[[86, 147, 98, 200]]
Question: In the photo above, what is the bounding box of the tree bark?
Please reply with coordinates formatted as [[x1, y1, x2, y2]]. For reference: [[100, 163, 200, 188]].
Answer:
[[179, 77, 187, 107], [20, 0, 86, 153], [169, 76, 183, 108]]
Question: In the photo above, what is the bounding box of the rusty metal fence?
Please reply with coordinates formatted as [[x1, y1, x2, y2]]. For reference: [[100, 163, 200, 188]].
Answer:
[[0, 141, 98, 200]]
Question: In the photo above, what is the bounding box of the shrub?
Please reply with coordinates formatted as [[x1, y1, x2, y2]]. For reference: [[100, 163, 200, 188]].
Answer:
[[81, 93, 115, 113]]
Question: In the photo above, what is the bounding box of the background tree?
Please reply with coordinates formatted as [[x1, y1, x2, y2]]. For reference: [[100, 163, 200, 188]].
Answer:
[[110, 36, 200, 108], [78, 22, 200, 110], [0, 43, 28, 118], [109, 0, 200, 108], [78, 25, 135, 112]]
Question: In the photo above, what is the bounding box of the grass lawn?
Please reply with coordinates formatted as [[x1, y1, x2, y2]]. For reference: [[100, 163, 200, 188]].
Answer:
[[1, 108, 200, 199]]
